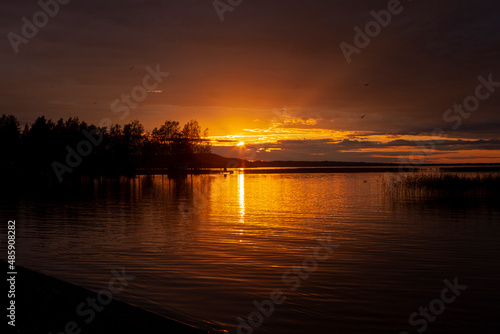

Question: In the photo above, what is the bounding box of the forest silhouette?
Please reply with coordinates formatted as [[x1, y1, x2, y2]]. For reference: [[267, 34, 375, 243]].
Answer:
[[0, 114, 211, 183]]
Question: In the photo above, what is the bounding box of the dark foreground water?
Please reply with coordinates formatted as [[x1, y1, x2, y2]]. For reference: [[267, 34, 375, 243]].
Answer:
[[2, 172, 500, 333]]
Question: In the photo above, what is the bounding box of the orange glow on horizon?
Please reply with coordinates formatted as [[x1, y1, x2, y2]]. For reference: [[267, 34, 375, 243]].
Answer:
[[183, 107, 500, 163]]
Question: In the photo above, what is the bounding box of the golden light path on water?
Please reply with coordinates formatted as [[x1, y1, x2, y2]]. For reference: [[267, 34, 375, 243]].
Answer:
[[238, 173, 245, 241]]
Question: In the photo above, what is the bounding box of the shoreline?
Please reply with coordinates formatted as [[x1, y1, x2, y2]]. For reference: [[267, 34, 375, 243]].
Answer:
[[134, 165, 500, 176], [4, 262, 225, 333]]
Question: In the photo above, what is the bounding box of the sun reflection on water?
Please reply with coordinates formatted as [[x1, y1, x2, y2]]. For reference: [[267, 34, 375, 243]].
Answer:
[[238, 173, 245, 241]]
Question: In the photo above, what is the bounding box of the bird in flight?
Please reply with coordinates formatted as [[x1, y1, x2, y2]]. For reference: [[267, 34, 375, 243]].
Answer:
[[129, 65, 135, 70], [361, 114, 366, 119], [364, 82, 370, 87]]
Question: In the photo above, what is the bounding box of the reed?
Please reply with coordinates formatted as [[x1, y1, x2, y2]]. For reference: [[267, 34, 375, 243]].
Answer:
[[382, 172, 500, 200]]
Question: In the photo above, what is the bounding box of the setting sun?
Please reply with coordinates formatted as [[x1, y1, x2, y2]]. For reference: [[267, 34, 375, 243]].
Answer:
[[237, 142, 245, 147]]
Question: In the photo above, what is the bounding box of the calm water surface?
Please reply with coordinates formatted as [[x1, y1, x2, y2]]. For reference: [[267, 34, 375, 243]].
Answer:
[[2, 173, 500, 333]]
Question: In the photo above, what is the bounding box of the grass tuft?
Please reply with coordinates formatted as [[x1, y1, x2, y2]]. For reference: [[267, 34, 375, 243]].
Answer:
[[382, 172, 500, 201]]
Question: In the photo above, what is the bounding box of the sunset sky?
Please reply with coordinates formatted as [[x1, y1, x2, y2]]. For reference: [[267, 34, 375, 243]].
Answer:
[[2, 0, 500, 163]]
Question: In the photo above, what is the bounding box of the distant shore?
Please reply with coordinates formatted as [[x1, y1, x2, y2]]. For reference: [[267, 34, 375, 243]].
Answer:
[[134, 164, 500, 176]]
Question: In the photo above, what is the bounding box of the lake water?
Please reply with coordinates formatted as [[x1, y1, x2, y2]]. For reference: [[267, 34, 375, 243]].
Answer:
[[2, 172, 500, 333]]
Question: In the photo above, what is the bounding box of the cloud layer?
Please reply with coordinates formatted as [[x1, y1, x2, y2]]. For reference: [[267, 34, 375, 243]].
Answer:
[[2, 0, 499, 162]]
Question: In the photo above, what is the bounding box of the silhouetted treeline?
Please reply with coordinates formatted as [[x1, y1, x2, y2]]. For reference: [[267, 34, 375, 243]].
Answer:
[[0, 114, 211, 182]]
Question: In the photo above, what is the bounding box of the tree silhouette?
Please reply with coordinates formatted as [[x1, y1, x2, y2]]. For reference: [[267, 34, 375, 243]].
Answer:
[[0, 114, 212, 182], [0, 114, 21, 171]]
